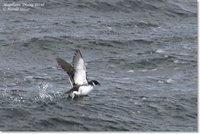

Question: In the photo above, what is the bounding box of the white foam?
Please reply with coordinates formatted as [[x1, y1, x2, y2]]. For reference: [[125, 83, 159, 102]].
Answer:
[[155, 49, 165, 53], [139, 69, 148, 72], [127, 70, 134, 73], [107, 26, 112, 31], [24, 76, 33, 79], [166, 78, 175, 84], [173, 60, 179, 63]]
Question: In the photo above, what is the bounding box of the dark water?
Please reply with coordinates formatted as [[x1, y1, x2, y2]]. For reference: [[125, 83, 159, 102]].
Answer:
[[0, 0, 197, 131]]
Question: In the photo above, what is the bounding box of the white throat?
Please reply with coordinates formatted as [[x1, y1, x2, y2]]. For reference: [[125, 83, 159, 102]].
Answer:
[[92, 82, 95, 87]]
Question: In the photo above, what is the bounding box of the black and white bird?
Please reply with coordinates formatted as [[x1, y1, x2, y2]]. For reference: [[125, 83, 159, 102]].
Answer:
[[56, 49, 100, 99]]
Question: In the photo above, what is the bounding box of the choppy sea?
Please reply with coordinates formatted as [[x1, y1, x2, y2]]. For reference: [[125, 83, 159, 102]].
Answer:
[[0, 0, 197, 131]]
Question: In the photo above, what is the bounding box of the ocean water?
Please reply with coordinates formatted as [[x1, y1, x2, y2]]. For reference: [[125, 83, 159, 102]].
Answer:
[[0, 0, 197, 131]]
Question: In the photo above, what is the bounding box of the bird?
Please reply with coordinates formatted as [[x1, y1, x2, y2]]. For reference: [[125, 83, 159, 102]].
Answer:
[[56, 49, 100, 99]]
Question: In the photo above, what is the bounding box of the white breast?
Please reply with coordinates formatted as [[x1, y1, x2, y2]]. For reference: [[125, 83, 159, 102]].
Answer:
[[74, 70, 87, 85], [78, 85, 94, 95]]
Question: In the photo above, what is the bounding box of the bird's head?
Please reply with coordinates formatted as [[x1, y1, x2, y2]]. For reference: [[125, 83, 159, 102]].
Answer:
[[89, 80, 100, 86]]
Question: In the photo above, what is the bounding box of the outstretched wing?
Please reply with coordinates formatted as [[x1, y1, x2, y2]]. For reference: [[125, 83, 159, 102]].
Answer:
[[72, 49, 88, 85], [56, 58, 75, 86]]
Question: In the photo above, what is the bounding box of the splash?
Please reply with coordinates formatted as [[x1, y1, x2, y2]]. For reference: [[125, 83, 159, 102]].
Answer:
[[38, 82, 53, 101]]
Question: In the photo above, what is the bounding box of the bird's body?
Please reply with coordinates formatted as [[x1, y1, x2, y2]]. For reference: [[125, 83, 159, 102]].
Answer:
[[67, 84, 94, 98], [57, 49, 100, 99]]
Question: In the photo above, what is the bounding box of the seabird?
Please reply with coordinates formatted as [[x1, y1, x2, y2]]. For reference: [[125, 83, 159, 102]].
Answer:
[[57, 49, 100, 99]]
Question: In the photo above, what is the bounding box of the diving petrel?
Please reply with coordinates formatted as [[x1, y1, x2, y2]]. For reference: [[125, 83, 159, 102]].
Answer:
[[56, 49, 100, 99]]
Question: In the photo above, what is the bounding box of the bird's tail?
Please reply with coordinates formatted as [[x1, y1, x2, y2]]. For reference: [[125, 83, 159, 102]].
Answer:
[[64, 86, 78, 95], [64, 90, 71, 95]]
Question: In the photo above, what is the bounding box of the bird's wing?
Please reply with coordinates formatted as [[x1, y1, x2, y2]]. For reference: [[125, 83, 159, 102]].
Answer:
[[56, 58, 75, 86], [72, 49, 88, 85]]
